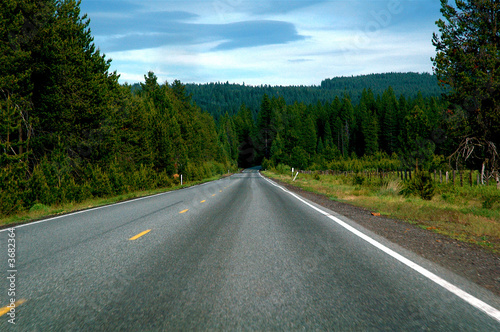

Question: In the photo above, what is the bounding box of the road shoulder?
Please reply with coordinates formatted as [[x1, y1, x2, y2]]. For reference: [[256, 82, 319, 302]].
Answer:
[[264, 174, 500, 297]]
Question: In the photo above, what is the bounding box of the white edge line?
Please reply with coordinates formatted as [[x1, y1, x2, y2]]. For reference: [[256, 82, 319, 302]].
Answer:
[[259, 173, 500, 323], [0, 178, 221, 233]]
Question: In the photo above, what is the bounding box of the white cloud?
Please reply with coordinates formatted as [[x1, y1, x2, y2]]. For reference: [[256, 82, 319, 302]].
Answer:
[[87, 0, 442, 85]]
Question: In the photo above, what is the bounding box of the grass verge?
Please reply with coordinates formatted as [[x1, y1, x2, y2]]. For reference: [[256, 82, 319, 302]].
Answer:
[[263, 170, 500, 253], [0, 174, 228, 228]]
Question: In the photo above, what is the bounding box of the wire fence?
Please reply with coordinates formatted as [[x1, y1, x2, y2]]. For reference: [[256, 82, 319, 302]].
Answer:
[[293, 169, 500, 188]]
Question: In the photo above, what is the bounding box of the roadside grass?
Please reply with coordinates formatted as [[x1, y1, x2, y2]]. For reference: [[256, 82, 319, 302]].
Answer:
[[0, 174, 227, 228], [263, 170, 500, 253]]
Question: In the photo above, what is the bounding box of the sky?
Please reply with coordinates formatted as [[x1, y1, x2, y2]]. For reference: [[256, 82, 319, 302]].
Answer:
[[80, 0, 443, 86]]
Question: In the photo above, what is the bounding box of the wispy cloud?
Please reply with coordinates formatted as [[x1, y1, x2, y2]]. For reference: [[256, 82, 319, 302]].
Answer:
[[94, 18, 306, 52]]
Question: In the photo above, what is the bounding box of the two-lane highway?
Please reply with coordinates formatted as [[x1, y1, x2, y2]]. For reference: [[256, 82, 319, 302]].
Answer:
[[1, 168, 499, 330]]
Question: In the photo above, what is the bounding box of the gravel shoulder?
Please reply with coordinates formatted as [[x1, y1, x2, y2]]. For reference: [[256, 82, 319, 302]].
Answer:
[[267, 176, 500, 297]]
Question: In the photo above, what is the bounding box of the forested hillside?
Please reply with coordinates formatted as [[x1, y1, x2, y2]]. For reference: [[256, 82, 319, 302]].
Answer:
[[182, 72, 441, 119], [0, 1, 235, 217]]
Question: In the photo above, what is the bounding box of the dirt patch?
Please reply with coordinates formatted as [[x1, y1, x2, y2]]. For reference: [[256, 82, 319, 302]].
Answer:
[[269, 177, 500, 296]]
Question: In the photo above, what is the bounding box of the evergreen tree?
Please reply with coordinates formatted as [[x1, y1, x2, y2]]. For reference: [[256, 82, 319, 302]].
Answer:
[[0, 2, 239, 217], [219, 113, 239, 162], [256, 94, 274, 160], [0, 0, 37, 166], [360, 102, 379, 156], [338, 94, 354, 156], [270, 133, 285, 165], [233, 104, 255, 167], [401, 105, 435, 169], [0, 95, 24, 163], [380, 87, 399, 154], [299, 115, 317, 156], [30, 0, 119, 161], [317, 137, 325, 155], [323, 120, 333, 148], [432, 0, 500, 172], [290, 146, 309, 170]]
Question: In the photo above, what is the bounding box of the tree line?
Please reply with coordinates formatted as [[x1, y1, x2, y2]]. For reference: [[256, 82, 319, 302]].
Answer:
[[181, 72, 441, 120], [0, 1, 235, 216], [221, 89, 450, 171]]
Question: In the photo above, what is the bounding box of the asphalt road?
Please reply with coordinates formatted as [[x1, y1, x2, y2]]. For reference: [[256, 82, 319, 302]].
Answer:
[[0, 168, 499, 330]]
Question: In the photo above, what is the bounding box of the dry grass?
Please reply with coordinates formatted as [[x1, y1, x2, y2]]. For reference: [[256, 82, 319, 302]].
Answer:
[[263, 170, 500, 253]]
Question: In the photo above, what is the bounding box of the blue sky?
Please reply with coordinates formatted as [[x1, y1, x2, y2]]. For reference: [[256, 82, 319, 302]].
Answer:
[[80, 0, 442, 85]]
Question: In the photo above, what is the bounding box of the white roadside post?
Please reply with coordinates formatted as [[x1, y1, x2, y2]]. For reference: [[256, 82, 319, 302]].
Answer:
[[181, 174, 183, 186], [293, 171, 299, 182]]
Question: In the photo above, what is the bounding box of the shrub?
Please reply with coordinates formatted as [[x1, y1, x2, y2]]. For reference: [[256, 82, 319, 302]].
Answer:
[[400, 170, 435, 200], [155, 170, 173, 188], [29, 165, 54, 205], [352, 174, 365, 185], [275, 163, 292, 175], [29, 203, 49, 214], [482, 193, 500, 209], [108, 163, 126, 194], [89, 166, 113, 197], [261, 158, 273, 171]]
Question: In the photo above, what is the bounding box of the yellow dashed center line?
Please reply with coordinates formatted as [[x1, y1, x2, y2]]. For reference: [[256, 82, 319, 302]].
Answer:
[[179, 209, 189, 214], [200, 200, 206, 203], [212, 194, 216, 197], [0, 299, 26, 317], [129, 229, 151, 240]]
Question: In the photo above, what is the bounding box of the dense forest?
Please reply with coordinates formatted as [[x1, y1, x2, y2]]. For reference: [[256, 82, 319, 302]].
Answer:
[[179, 72, 441, 120], [0, 1, 236, 216], [218, 89, 451, 170]]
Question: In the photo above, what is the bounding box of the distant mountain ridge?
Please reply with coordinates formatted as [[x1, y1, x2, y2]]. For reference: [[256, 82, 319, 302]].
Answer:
[[320, 72, 440, 96], [145, 72, 441, 119]]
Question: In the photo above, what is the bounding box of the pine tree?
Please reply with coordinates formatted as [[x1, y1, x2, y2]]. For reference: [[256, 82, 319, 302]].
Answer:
[[0, 96, 23, 163], [317, 137, 325, 155], [0, 0, 36, 166], [30, 0, 119, 160], [219, 113, 239, 162], [338, 94, 354, 156], [323, 120, 333, 148], [270, 133, 285, 165], [380, 87, 399, 154], [300, 116, 317, 156], [256, 94, 274, 160], [433, 0, 500, 174], [360, 102, 379, 156], [401, 105, 435, 169], [233, 104, 255, 167]]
